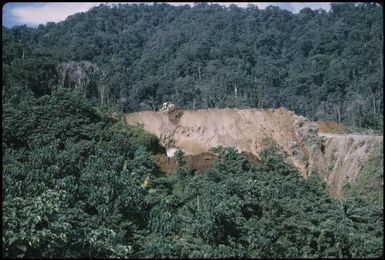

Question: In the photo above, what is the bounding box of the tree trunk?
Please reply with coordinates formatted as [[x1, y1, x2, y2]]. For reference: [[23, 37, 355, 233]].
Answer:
[[338, 107, 341, 123], [149, 96, 156, 111], [197, 195, 200, 212], [373, 96, 376, 118], [234, 83, 238, 103]]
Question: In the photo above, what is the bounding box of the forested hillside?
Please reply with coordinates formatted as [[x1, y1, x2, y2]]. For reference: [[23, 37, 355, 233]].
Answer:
[[2, 88, 383, 257], [3, 2, 383, 129], [2, 2, 384, 258]]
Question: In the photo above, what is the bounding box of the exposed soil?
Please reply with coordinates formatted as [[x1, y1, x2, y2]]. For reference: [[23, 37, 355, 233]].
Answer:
[[154, 152, 216, 173], [317, 120, 345, 133], [125, 108, 383, 197], [319, 133, 383, 197], [167, 108, 184, 124]]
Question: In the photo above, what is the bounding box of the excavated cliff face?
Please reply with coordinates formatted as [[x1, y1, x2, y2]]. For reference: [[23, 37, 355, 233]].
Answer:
[[319, 133, 383, 197], [124, 108, 383, 197]]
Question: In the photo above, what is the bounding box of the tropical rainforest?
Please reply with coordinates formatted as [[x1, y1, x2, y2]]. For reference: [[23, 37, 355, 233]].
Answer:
[[2, 2, 383, 258], [3, 2, 383, 129]]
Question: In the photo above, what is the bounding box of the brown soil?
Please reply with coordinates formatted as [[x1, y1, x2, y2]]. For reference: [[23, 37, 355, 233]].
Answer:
[[154, 152, 216, 173], [125, 108, 300, 156], [154, 154, 177, 173], [317, 120, 344, 133], [186, 152, 216, 172], [125, 108, 383, 197], [319, 133, 383, 197], [168, 108, 184, 124]]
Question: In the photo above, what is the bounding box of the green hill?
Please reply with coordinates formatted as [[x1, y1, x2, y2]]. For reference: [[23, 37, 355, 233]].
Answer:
[[3, 2, 383, 129]]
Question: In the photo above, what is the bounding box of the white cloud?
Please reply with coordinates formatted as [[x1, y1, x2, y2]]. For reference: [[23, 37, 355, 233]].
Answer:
[[207, 2, 331, 12], [9, 3, 103, 25], [288, 2, 331, 13], [220, 2, 331, 12]]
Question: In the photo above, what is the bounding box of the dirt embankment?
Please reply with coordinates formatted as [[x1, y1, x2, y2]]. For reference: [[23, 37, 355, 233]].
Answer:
[[124, 108, 383, 197], [317, 120, 345, 133], [318, 133, 383, 197], [125, 108, 327, 175]]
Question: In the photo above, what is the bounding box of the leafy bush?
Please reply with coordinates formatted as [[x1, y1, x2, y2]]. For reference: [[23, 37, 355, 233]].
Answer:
[[144, 146, 383, 258], [2, 88, 382, 258], [2, 88, 156, 258]]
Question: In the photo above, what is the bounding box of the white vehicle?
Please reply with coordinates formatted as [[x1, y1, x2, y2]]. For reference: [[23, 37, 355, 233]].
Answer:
[[160, 102, 176, 111], [166, 148, 178, 157]]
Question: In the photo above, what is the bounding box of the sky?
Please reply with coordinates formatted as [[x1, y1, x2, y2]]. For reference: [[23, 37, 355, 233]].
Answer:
[[2, 2, 332, 28]]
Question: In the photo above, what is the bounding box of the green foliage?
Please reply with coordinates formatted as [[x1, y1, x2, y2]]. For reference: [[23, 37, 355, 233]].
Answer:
[[343, 144, 384, 206], [143, 145, 383, 258], [110, 121, 162, 153], [2, 3, 383, 258], [174, 149, 186, 167], [3, 90, 383, 257], [3, 189, 69, 258], [2, 88, 157, 258], [3, 3, 383, 129]]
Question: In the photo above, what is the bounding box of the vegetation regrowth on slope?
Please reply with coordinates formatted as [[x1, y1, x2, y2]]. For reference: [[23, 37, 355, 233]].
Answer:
[[2, 2, 383, 258], [343, 145, 384, 207], [2, 88, 383, 258]]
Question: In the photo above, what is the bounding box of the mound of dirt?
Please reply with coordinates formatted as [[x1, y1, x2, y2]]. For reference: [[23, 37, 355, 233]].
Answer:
[[317, 120, 345, 133], [154, 152, 216, 173], [125, 108, 319, 175], [167, 108, 184, 124], [125, 108, 383, 197]]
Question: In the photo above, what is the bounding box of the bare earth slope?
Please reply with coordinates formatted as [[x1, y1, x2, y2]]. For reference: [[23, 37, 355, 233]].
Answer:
[[319, 133, 383, 197], [124, 108, 383, 197]]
